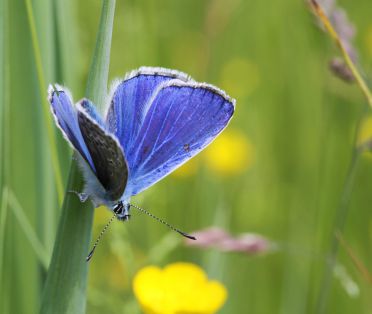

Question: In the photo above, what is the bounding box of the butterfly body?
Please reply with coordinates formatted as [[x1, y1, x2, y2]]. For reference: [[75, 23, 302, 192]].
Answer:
[[112, 201, 131, 221], [49, 67, 235, 216]]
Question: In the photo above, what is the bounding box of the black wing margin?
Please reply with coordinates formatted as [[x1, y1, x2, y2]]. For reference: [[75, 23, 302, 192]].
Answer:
[[77, 109, 128, 201]]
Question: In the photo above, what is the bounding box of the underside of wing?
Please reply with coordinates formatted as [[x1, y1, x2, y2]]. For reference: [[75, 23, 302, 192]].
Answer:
[[122, 80, 235, 198], [77, 106, 128, 201], [48, 85, 96, 171], [79, 98, 105, 127]]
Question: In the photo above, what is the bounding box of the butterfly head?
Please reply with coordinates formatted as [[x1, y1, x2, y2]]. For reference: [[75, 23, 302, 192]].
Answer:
[[113, 201, 131, 221]]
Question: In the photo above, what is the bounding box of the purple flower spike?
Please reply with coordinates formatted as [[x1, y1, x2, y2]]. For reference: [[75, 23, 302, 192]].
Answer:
[[218, 233, 271, 254], [185, 227, 230, 247], [315, 0, 358, 82], [185, 227, 274, 255]]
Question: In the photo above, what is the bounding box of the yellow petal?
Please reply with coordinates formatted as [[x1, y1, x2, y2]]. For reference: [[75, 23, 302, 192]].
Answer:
[[133, 263, 227, 314], [204, 129, 254, 176], [364, 25, 372, 58], [357, 116, 372, 146]]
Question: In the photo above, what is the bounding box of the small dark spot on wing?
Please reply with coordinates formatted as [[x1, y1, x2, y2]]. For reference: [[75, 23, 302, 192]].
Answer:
[[143, 146, 150, 154]]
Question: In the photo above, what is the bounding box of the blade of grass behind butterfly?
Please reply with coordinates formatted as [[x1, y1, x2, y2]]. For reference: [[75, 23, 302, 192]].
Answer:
[[0, 0, 5, 188], [40, 0, 82, 260], [4, 0, 48, 312], [0, 188, 9, 313], [25, 0, 61, 264], [0, 0, 9, 311], [54, 0, 80, 91], [40, 1, 116, 313], [24, 0, 64, 205]]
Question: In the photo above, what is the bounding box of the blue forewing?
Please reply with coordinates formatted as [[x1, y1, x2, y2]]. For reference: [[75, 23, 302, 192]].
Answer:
[[48, 67, 235, 206]]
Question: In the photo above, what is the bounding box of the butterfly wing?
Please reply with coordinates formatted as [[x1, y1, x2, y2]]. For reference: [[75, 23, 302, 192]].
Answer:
[[77, 105, 128, 201], [122, 79, 235, 197], [49, 86, 128, 202], [79, 98, 105, 127], [48, 85, 96, 172], [106, 67, 192, 153]]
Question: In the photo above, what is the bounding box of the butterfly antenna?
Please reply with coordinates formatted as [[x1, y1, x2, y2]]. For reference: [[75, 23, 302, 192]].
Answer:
[[86, 212, 117, 262], [129, 203, 196, 240]]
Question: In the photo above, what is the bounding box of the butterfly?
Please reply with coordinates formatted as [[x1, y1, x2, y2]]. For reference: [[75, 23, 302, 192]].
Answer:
[[48, 66, 235, 230]]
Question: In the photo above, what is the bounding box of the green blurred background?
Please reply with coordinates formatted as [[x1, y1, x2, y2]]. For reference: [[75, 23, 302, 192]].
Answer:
[[1, 0, 372, 313]]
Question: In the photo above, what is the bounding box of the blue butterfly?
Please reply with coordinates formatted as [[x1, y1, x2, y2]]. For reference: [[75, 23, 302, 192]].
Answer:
[[49, 66, 235, 225]]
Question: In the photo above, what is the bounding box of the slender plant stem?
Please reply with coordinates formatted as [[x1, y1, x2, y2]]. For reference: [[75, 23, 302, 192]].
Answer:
[[316, 105, 368, 313], [7, 188, 49, 269], [0, 0, 11, 311], [24, 0, 64, 204], [335, 231, 372, 284], [316, 146, 360, 313], [309, 1, 372, 312], [39, 1, 116, 313], [0, 187, 9, 302], [309, 0, 372, 108]]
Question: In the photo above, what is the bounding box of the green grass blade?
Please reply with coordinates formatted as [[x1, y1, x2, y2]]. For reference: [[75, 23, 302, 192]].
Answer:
[[24, 0, 64, 204], [316, 109, 364, 313], [0, 0, 4, 188], [7, 188, 49, 269], [85, 0, 116, 108], [32, 0, 59, 260], [54, 0, 80, 89], [6, 0, 43, 311], [40, 1, 116, 313], [0, 0, 11, 313], [0, 187, 9, 302]]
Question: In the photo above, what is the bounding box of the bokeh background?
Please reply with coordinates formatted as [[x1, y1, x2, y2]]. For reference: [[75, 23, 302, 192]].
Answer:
[[1, 0, 372, 313]]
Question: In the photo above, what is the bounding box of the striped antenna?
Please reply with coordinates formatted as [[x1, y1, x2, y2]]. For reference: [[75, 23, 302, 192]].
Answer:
[[86, 211, 117, 262], [129, 203, 196, 240]]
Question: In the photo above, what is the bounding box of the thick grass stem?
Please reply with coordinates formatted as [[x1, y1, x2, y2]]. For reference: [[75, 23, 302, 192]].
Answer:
[[39, 1, 116, 313]]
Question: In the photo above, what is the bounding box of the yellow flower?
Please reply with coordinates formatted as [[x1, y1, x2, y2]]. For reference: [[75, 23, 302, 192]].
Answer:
[[133, 262, 227, 314], [204, 129, 254, 176], [357, 116, 372, 146], [357, 116, 372, 159], [364, 25, 372, 58]]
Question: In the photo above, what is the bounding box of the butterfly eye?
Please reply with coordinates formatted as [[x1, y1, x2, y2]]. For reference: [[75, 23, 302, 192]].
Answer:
[[113, 201, 123, 214]]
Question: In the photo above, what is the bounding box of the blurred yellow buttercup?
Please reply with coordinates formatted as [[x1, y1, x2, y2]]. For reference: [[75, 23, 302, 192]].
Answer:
[[364, 25, 372, 57], [172, 129, 254, 178], [357, 116, 372, 158], [133, 262, 227, 314], [357, 116, 372, 145], [204, 129, 254, 176]]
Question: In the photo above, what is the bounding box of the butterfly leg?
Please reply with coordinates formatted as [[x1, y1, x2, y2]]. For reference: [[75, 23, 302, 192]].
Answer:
[[68, 190, 89, 203]]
